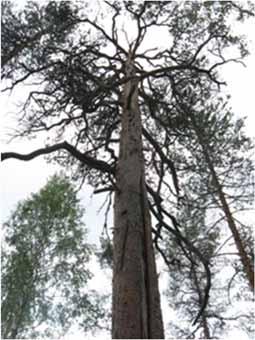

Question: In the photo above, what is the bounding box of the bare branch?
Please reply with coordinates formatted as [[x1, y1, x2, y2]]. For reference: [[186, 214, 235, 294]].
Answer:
[[1, 142, 114, 174], [142, 127, 180, 196], [147, 186, 211, 326], [229, 1, 255, 17]]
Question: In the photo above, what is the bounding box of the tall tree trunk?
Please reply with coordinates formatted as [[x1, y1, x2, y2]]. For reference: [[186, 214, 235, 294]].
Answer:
[[112, 57, 164, 339], [190, 115, 254, 292]]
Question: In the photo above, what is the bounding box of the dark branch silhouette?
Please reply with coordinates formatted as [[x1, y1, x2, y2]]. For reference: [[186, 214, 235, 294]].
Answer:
[[1, 142, 114, 175]]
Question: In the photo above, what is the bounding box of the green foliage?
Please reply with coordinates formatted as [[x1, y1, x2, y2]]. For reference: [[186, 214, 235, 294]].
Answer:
[[97, 236, 113, 269], [1, 1, 255, 338], [1, 174, 108, 339], [164, 193, 227, 338], [1, 0, 79, 76]]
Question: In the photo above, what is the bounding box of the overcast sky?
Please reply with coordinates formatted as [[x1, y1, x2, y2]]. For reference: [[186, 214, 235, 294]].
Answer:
[[1, 5, 254, 340], [1, 7, 255, 225]]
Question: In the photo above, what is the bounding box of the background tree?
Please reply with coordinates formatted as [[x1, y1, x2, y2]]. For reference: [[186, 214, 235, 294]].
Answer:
[[157, 71, 254, 338], [155, 70, 255, 288], [164, 199, 221, 339], [173, 84, 254, 290], [164, 175, 253, 339], [1, 174, 108, 339], [2, 1, 254, 338]]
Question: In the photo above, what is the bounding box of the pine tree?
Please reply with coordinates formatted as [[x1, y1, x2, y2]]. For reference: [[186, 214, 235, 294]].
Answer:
[[170, 74, 254, 290], [2, 1, 254, 338]]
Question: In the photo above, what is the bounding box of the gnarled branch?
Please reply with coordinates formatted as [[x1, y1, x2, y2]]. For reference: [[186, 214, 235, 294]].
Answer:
[[1, 141, 114, 175], [147, 185, 211, 326], [142, 127, 180, 196]]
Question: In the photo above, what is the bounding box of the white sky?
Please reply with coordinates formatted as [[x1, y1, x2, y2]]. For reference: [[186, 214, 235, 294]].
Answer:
[[0, 4, 254, 340], [1, 4, 254, 224]]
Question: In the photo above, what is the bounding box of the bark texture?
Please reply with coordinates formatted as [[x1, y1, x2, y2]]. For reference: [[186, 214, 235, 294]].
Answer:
[[112, 57, 164, 339]]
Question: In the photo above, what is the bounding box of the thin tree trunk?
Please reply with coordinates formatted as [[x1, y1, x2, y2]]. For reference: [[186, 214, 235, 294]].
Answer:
[[206, 156, 254, 291], [191, 263, 211, 339], [112, 56, 164, 339], [190, 115, 254, 291]]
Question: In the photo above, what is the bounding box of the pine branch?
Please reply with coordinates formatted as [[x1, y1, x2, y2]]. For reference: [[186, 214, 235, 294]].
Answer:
[[142, 128, 180, 197], [147, 186, 211, 326], [1, 141, 114, 174]]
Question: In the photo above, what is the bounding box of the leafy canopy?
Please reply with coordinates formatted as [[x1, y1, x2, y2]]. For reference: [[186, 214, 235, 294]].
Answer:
[[1, 174, 108, 339]]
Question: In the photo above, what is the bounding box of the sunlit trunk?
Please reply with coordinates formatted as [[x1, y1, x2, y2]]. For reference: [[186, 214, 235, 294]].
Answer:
[[112, 57, 164, 339]]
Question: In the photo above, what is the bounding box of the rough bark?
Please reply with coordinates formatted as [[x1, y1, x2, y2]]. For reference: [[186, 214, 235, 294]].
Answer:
[[112, 56, 164, 339]]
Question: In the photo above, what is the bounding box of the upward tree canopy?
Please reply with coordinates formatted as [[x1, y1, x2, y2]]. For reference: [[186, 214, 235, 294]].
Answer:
[[2, 1, 253, 171], [2, 0, 253, 215], [1, 1, 254, 338]]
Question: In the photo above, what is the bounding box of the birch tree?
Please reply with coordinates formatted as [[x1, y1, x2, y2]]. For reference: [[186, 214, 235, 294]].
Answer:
[[1, 174, 108, 339]]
